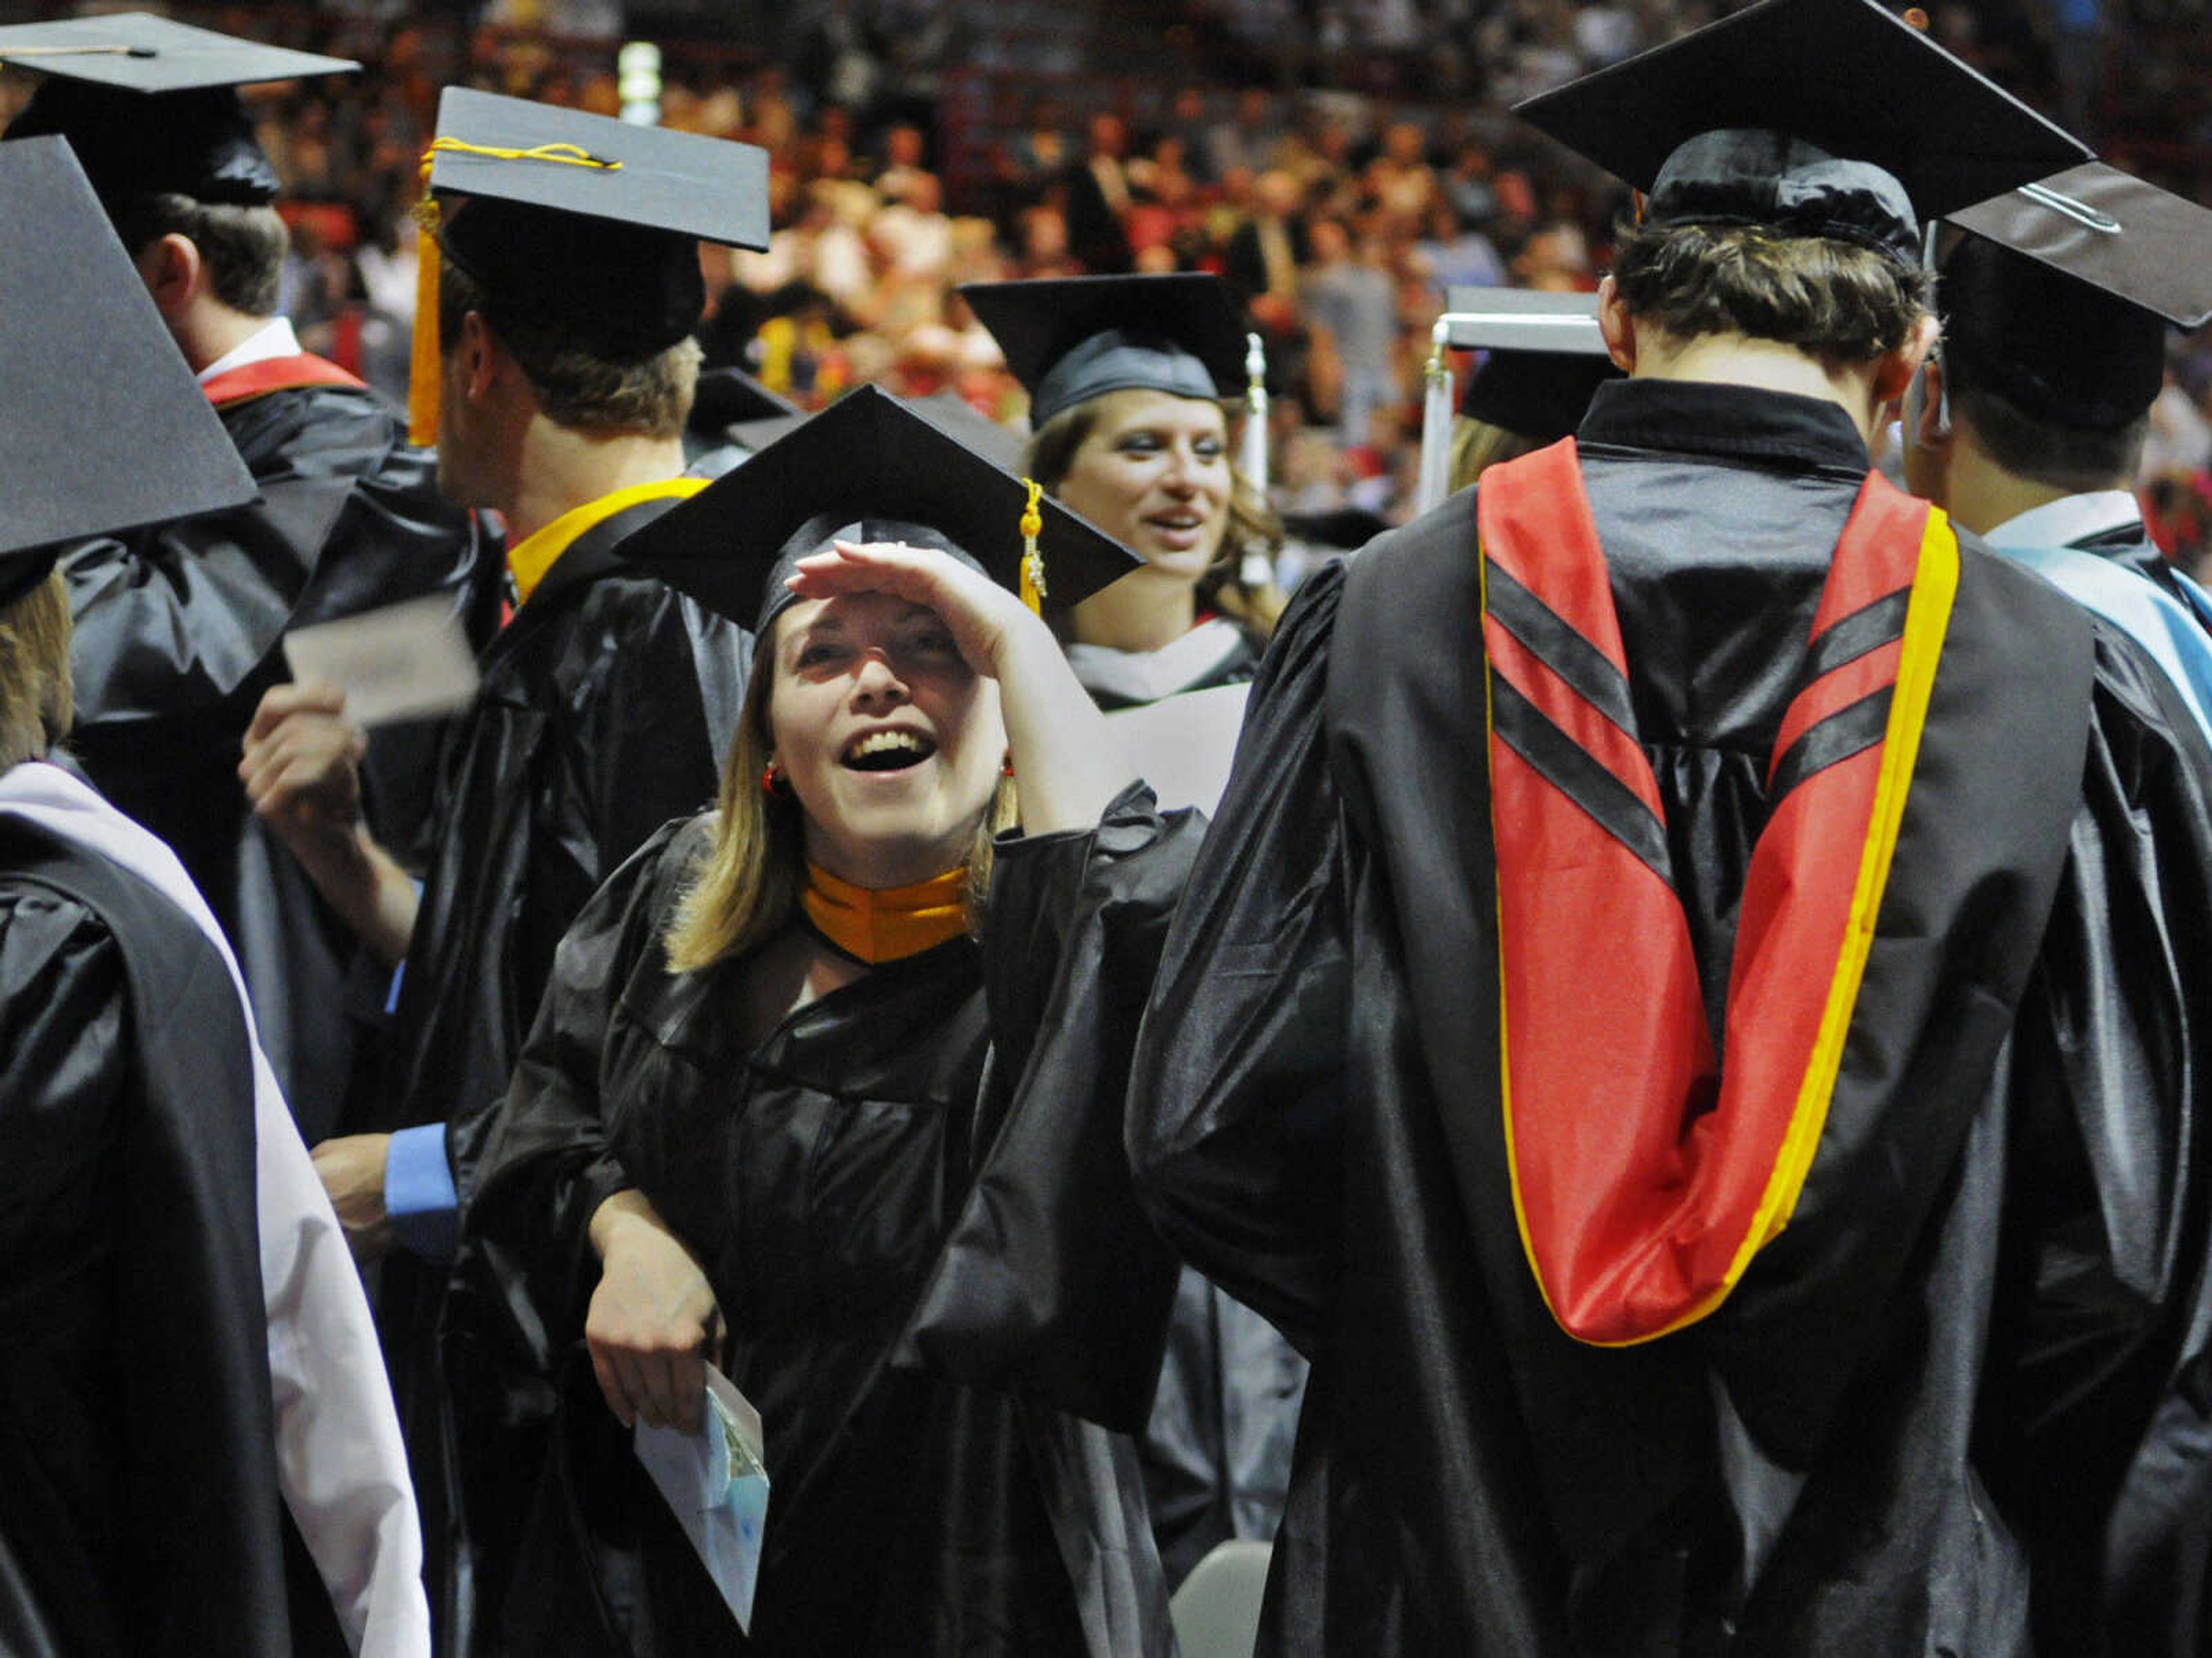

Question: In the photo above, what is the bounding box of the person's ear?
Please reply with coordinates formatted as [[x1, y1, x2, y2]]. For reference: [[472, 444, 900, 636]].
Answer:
[[1597, 274, 1636, 374], [137, 232, 202, 317], [1874, 312, 1942, 415], [456, 311, 499, 406]]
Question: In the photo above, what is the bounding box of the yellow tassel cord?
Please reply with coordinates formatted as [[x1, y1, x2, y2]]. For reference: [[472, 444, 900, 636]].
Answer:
[[406, 139, 625, 447], [407, 154, 442, 447], [1018, 479, 1048, 615]]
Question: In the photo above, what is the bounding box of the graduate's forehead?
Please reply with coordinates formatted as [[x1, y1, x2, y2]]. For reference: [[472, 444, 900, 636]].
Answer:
[[775, 593, 942, 648]]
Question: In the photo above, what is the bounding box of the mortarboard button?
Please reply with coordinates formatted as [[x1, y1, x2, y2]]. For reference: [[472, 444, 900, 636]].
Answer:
[[612, 385, 1141, 637], [0, 136, 257, 596]]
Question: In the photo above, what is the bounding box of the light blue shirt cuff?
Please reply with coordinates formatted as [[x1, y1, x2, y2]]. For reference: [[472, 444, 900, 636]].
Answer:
[[384, 1122, 460, 1263]]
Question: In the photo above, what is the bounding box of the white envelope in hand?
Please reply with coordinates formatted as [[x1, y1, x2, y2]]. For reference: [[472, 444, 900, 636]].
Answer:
[[282, 595, 480, 728], [634, 1364, 771, 1634]]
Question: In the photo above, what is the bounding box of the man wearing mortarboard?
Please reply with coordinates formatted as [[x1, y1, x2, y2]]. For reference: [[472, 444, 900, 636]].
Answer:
[[0, 14, 492, 1140], [237, 88, 769, 1656], [0, 134, 429, 1658], [1126, 0, 2212, 1649], [1904, 161, 2212, 741]]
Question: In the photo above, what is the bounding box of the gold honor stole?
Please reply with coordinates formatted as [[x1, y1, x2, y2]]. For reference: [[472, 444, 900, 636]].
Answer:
[[1476, 440, 1959, 1346]]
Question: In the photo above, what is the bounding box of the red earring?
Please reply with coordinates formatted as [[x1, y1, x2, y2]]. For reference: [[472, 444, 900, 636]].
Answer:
[[1001, 754, 1015, 778], [762, 759, 786, 797]]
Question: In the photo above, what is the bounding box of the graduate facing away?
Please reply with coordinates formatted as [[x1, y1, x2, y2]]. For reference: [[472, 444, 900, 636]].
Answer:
[[1128, 0, 2212, 1650]]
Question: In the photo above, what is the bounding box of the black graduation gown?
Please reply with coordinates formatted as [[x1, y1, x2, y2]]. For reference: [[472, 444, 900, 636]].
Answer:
[[0, 815, 291, 1658], [362, 489, 751, 1656], [1127, 381, 2212, 1655], [61, 368, 494, 1137], [1067, 622, 1308, 1589], [457, 785, 1197, 1655]]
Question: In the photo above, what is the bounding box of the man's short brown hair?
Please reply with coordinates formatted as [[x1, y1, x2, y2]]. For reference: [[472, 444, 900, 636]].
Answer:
[[112, 192, 287, 318], [1611, 220, 1933, 366], [437, 258, 699, 440]]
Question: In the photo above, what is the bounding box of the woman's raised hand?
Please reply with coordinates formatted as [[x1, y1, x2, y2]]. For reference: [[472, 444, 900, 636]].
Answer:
[[785, 540, 1046, 682]]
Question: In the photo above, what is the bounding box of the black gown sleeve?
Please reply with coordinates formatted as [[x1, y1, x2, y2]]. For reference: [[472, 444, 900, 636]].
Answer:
[[1124, 560, 1353, 1357], [461, 820, 696, 1361], [897, 781, 1206, 1432], [1985, 622, 2212, 1653]]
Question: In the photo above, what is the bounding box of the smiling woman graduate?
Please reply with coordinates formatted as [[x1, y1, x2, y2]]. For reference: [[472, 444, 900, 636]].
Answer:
[[453, 387, 1196, 1655]]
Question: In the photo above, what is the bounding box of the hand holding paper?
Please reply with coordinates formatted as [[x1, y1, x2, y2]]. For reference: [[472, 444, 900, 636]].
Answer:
[[634, 1364, 770, 1635], [282, 594, 480, 729]]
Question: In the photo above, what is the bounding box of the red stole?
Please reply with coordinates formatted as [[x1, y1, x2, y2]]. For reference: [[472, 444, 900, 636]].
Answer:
[[1476, 438, 1959, 1345], [200, 352, 365, 408]]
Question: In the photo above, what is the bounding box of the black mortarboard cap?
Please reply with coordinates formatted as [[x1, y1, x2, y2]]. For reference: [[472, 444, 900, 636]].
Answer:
[[0, 137, 256, 596], [1514, 0, 2090, 259], [0, 15, 356, 207], [1444, 289, 1621, 440], [961, 274, 1251, 427], [905, 389, 1028, 475], [1940, 161, 2212, 427], [614, 385, 1141, 636], [688, 366, 801, 437], [425, 88, 770, 358]]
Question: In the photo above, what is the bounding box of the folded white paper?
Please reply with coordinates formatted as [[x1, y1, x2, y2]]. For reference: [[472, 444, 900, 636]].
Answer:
[[282, 595, 480, 728], [634, 1364, 770, 1635], [1105, 682, 1251, 817]]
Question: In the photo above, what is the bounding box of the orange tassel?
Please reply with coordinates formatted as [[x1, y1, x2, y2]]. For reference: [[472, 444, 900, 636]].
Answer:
[[408, 151, 441, 448]]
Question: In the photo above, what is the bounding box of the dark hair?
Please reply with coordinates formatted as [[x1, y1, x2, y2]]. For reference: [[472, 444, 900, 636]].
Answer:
[[436, 256, 699, 440], [1611, 220, 1933, 366], [111, 192, 286, 317], [1028, 396, 1287, 635], [1947, 369, 2148, 493]]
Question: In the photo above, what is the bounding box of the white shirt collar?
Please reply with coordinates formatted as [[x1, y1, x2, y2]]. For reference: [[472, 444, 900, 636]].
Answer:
[[196, 315, 302, 385], [1982, 490, 2143, 551]]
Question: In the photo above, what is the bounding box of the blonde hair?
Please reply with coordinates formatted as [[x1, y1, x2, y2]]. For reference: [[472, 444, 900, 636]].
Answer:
[[663, 635, 1018, 974], [0, 570, 73, 773], [1448, 415, 1545, 496]]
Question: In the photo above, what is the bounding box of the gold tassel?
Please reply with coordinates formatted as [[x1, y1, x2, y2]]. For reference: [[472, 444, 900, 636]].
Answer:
[[408, 151, 441, 448], [1018, 479, 1047, 614], [407, 140, 620, 448]]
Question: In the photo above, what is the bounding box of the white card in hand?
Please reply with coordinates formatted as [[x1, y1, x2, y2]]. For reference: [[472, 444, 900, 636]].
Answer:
[[282, 595, 480, 728], [634, 1364, 770, 1635]]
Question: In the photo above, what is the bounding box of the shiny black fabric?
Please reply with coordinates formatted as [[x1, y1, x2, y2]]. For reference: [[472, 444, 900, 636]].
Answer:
[[459, 786, 1196, 1654], [1070, 629, 1306, 1588], [365, 522, 750, 1657], [61, 376, 493, 1137], [1128, 379, 2212, 1653], [0, 816, 290, 1657]]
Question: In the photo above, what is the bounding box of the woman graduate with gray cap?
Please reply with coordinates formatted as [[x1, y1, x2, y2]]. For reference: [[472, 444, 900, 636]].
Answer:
[[456, 387, 1198, 1655]]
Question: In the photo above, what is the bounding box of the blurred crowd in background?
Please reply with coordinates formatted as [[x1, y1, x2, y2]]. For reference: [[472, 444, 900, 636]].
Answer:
[[9, 0, 2210, 567]]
